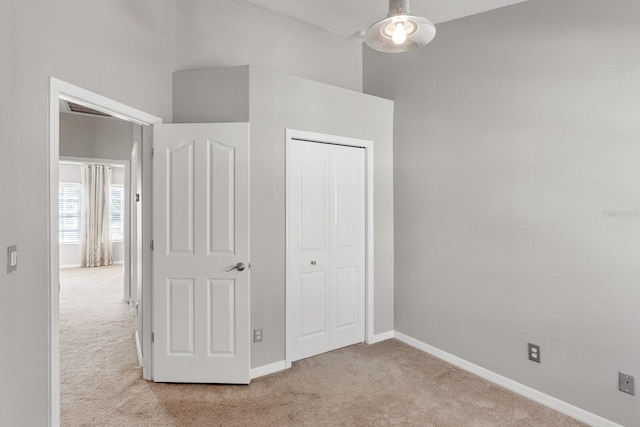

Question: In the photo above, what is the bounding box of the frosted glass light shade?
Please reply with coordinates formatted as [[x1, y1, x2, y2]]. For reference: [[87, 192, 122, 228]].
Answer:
[[364, 0, 436, 53]]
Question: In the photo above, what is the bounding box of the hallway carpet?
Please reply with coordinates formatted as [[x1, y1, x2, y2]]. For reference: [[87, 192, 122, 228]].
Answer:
[[60, 266, 585, 426]]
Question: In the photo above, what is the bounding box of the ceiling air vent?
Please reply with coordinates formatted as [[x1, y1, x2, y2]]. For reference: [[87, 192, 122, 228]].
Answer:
[[65, 101, 112, 118]]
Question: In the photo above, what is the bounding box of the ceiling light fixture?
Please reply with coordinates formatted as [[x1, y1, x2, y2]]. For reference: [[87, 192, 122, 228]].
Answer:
[[365, 0, 436, 53]]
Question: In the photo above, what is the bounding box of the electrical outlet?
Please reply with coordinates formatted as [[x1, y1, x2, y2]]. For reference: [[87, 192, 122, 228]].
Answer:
[[7, 245, 17, 273], [254, 328, 263, 343], [528, 343, 540, 363], [619, 372, 635, 396]]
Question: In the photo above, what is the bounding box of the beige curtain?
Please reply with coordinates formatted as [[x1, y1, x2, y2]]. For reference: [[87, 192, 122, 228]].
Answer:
[[80, 164, 113, 267]]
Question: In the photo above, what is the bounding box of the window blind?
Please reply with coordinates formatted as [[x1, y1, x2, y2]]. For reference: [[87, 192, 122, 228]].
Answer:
[[59, 183, 82, 243], [110, 185, 124, 242]]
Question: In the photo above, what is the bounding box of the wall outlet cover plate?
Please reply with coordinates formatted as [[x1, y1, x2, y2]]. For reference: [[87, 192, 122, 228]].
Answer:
[[528, 343, 540, 363], [619, 372, 635, 395]]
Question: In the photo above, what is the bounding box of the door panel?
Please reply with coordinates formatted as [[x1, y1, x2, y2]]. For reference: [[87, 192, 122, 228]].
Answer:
[[208, 140, 236, 254], [288, 141, 365, 362], [153, 123, 249, 384], [167, 278, 195, 355], [329, 144, 365, 350], [335, 161, 360, 248], [288, 142, 330, 361], [167, 141, 194, 254], [208, 279, 236, 355], [300, 271, 328, 337], [335, 267, 359, 328], [301, 158, 327, 251]]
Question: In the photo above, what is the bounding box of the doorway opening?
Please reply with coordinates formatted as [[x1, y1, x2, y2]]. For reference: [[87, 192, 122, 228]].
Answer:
[[58, 151, 130, 420], [48, 78, 162, 426], [285, 129, 375, 368], [58, 158, 129, 292]]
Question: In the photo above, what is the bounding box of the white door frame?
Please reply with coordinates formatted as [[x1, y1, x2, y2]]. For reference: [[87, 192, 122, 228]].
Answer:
[[130, 141, 144, 366], [285, 129, 375, 368], [48, 77, 162, 426]]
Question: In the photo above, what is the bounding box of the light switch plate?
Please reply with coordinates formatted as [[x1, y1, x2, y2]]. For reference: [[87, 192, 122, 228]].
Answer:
[[7, 245, 17, 273]]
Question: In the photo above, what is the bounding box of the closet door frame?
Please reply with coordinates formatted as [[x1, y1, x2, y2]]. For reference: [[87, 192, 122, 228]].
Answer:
[[285, 129, 374, 368]]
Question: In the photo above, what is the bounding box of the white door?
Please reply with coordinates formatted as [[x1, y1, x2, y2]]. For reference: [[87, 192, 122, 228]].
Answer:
[[287, 140, 365, 362], [152, 123, 250, 383]]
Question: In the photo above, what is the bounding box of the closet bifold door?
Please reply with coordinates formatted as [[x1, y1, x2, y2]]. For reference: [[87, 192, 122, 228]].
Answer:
[[288, 140, 365, 362]]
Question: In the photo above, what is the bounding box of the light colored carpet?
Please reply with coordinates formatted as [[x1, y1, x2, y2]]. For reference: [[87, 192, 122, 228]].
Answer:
[[60, 266, 586, 426]]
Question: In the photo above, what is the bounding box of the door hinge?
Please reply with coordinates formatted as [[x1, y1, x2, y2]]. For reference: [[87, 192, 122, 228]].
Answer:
[[151, 240, 154, 251], [136, 193, 140, 202], [152, 332, 155, 344]]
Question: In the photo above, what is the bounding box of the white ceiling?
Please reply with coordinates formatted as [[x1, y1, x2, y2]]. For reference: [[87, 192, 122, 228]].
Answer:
[[244, 0, 528, 39]]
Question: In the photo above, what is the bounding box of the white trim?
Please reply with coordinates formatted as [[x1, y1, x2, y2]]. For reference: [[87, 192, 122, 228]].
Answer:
[[135, 330, 143, 367], [55, 82, 160, 126], [250, 361, 288, 379], [394, 332, 622, 427], [59, 261, 123, 269], [364, 141, 375, 345], [285, 129, 375, 367], [140, 126, 154, 381], [59, 264, 82, 269], [60, 157, 128, 167], [49, 77, 162, 427], [369, 330, 394, 344]]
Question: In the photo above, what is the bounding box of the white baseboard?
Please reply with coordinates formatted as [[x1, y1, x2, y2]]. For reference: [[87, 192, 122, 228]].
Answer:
[[394, 331, 621, 427], [59, 264, 81, 269], [59, 262, 124, 269], [250, 360, 288, 380], [368, 330, 395, 344]]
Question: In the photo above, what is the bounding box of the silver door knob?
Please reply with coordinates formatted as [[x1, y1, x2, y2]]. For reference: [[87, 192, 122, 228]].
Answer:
[[226, 262, 245, 272]]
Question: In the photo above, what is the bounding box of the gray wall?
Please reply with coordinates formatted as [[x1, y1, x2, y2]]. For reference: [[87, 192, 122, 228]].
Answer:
[[1, 1, 368, 424], [0, 2, 174, 425], [174, 66, 394, 368], [173, 66, 250, 123], [363, 0, 640, 425], [60, 113, 136, 161], [0, 2, 18, 423], [174, 0, 362, 92]]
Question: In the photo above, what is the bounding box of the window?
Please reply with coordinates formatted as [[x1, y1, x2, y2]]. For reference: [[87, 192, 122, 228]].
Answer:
[[59, 181, 124, 243], [59, 183, 82, 243], [110, 185, 125, 242]]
